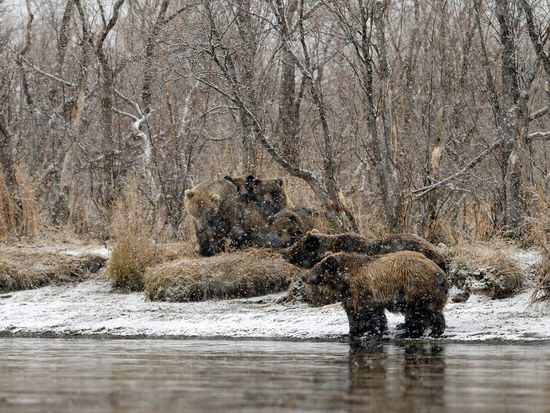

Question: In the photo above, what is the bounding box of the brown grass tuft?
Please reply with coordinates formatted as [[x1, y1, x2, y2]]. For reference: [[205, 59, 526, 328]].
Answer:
[[0, 166, 39, 240], [107, 188, 160, 291], [144, 248, 303, 302], [449, 242, 525, 299], [0, 250, 106, 292], [525, 189, 550, 303], [530, 257, 550, 303], [0, 170, 17, 240]]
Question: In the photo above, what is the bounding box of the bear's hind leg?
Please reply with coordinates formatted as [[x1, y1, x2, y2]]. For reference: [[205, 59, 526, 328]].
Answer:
[[396, 306, 428, 339]]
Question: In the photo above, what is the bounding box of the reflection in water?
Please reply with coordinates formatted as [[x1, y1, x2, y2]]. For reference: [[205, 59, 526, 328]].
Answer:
[[0, 338, 549, 413], [348, 341, 446, 412]]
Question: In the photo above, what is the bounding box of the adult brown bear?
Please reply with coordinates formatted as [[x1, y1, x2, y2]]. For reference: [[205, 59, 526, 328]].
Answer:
[[185, 176, 293, 255], [281, 231, 447, 273], [303, 251, 448, 338], [184, 179, 242, 256]]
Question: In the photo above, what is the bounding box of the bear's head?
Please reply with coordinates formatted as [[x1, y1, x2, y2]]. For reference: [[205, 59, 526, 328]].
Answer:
[[264, 210, 306, 248], [253, 178, 287, 217], [224, 175, 255, 202], [302, 254, 350, 295], [184, 189, 222, 219], [280, 230, 326, 268]]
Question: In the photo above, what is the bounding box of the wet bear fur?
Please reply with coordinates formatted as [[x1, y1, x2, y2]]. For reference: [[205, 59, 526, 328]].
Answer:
[[225, 175, 293, 218], [184, 179, 246, 256], [281, 231, 447, 273], [303, 251, 448, 338], [259, 207, 334, 248]]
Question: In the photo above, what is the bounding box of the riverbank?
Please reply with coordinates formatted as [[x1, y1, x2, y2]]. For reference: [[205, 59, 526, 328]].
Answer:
[[1, 240, 549, 343], [1, 275, 549, 343]]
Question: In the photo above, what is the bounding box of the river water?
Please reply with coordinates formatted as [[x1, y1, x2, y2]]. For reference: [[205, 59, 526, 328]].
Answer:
[[0, 338, 549, 412]]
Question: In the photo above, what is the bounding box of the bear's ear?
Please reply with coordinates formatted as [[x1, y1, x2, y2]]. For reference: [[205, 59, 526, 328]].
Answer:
[[309, 229, 320, 235], [223, 175, 232, 182], [184, 189, 194, 199]]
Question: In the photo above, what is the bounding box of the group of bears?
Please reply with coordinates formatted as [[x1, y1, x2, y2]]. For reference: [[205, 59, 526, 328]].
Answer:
[[184, 176, 449, 340]]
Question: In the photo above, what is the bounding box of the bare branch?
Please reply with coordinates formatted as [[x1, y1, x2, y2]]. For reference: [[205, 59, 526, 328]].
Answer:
[[527, 131, 550, 142], [412, 139, 504, 199]]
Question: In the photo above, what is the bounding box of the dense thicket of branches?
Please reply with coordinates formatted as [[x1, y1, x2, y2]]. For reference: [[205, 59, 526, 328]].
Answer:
[[1, 0, 549, 241]]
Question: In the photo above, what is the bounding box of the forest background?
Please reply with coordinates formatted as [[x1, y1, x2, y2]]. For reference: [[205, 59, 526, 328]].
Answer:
[[1, 0, 550, 253]]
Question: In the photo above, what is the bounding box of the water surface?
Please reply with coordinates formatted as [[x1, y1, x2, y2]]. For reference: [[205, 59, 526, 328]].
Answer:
[[0, 338, 549, 412]]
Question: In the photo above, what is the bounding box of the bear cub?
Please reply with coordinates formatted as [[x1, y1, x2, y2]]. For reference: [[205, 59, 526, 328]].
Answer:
[[303, 251, 448, 339]]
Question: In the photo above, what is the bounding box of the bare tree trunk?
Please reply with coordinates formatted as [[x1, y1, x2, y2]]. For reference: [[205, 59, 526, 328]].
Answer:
[[277, 0, 302, 165], [234, 0, 259, 174], [495, 0, 523, 234]]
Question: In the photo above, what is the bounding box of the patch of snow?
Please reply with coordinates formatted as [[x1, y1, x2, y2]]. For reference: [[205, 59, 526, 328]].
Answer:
[[1, 278, 549, 342]]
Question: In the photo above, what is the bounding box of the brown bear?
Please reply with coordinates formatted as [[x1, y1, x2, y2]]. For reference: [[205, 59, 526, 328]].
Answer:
[[303, 251, 448, 339], [184, 179, 247, 256], [281, 231, 447, 273], [258, 207, 334, 248], [224, 174, 293, 217]]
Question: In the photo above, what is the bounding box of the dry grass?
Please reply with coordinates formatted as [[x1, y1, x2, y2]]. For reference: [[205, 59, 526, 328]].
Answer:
[[0, 249, 106, 292], [0, 167, 39, 240], [107, 190, 160, 291], [0, 170, 16, 239], [144, 248, 303, 302], [449, 241, 525, 299], [525, 189, 550, 303]]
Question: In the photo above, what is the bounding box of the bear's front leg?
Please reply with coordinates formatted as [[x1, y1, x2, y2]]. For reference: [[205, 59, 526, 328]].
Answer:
[[429, 312, 446, 337], [343, 299, 387, 338]]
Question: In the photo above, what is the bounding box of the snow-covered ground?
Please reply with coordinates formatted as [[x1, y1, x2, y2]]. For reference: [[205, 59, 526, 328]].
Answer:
[[1, 245, 548, 342], [1, 277, 549, 342]]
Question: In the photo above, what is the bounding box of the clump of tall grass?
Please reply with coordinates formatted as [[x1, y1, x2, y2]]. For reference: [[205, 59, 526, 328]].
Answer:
[[107, 188, 159, 291], [0, 167, 38, 240], [449, 241, 525, 299], [0, 250, 106, 292], [144, 248, 302, 302], [526, 189, 550, 303]]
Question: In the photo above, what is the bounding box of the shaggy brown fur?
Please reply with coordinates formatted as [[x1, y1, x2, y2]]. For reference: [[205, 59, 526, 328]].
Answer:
[[144, 248, 303, 302], [304, 251, 448, 339], [258, 208, 334, 249], [224, 174, 293, 217], [185, 179, 252, 256], [282, 231, 447, 273]]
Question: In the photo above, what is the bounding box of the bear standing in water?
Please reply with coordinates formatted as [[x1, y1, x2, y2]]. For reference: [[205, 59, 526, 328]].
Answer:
[[303, 251, 448, 339]]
